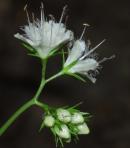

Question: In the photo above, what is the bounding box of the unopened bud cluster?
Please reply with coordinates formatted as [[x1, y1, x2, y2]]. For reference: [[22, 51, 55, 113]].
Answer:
[[41, 106, 90, 147]]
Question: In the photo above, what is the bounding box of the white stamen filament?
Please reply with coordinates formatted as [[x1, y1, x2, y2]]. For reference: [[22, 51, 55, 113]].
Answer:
[[32, 12, 35, 23], [24, 4, 30, 24], [40, 2, 45, 27], [59, 5, 68, 24], [80, 39, 106, 60], [54, 5, 68, 44]]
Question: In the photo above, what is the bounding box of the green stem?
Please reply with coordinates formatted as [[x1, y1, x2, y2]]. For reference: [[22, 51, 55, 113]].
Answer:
[[33, 78, 46, 101], [0, 99, 49, 136], [0, 99, 35, 136], [0, 60, 64, 136], [33, 59, 47, 101], [46, 71, 64, 83]]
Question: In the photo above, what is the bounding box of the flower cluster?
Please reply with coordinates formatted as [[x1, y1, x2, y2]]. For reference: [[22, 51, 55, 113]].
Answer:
[[0, 3, 114, 147], [40, 105, 90, 147], [14, 4, 114, 83]]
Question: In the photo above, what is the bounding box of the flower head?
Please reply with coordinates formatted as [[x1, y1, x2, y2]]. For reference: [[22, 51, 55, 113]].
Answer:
[[64, 39, 104, 83], [62, 23, 115, 83], [14, 4, 73, 59]]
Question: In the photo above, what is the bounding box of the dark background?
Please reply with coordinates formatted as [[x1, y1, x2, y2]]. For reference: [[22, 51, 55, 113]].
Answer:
[[0, 0, 130, 148]]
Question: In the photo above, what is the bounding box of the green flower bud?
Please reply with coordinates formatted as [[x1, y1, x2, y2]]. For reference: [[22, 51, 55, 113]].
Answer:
[[57, 108, 71, 123], [54, 124, 71, 139], [44, 115, 55, 127], [71, 112, 84, 124], [77, 123, 90, 135]]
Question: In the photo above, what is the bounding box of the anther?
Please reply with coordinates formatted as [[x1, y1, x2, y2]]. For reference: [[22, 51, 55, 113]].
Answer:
[[80, 23, 90, 40]]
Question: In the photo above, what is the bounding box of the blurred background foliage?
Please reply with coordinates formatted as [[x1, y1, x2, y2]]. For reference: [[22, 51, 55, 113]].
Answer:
[[0, 0, 130, 147]]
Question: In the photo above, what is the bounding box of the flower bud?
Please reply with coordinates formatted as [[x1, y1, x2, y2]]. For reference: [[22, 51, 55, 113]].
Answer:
[[65, 138, 71, 143], [77, 123, 90, 134], [54, 124, 71, 139], [57, 108, 71, 123], [71, 112, 84, 124], [44, 115, 55, 127]]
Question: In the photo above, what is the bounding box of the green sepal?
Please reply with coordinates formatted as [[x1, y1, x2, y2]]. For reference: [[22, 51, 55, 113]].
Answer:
[[63, 60, 77, 73], [62, 49, 65, 68], [66, 72, 86, 83], [22, 42, 36, 53], [27, 53, 41, 59]]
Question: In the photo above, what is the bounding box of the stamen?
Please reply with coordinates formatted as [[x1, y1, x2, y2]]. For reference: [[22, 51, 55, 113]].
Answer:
[[81, 39, 106, 60], [87, 39, 91, 48], [24, 4, 30, 24], [99, 54, 116, 64], [55, 5, 68, 43], [32, 12, 35, 23], [40, 2, 45, 26], [65, 16, 69, 27], [49, 15, 55, 47], [59, 5, 68, 24], [80, 23, 90, 40]]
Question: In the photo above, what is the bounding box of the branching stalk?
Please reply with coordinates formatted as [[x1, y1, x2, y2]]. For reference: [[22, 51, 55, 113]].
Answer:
[[0, 59, 64, 136]]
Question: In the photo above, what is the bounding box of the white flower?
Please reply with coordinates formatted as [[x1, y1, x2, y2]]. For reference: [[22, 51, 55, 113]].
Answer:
[[71, 112, 84, 124], [77, 123, 90, 135], [54, 124, 71, 139], [44, 115, 55, 127], [14, 4, 74, 59], [64, 39, 106, 83], [57, 108, 71, 123]]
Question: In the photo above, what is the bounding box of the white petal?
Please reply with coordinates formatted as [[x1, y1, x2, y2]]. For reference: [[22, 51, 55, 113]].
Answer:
[[57, 108, 71, 123], [69, 58, 99, 73], [14, 33, 34, 46], [64, 40, 86, 67], [77, 123, 90, 135]]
